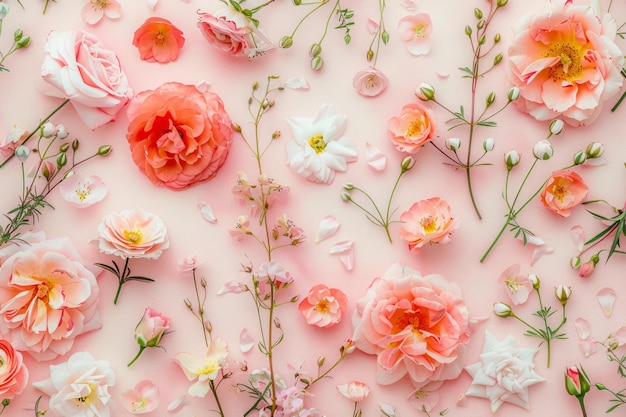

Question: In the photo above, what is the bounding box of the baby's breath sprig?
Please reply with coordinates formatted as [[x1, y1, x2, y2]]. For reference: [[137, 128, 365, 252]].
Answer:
[[0, 29, 30, 73]]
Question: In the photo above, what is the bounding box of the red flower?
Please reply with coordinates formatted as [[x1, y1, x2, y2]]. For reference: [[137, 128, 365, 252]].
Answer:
[[133, 17, 185, 63]]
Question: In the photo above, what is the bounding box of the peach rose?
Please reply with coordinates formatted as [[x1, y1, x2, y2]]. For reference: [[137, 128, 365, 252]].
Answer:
[[41, 30, 132, 130], [0, 232, 101, 361], [133, 17, 185, 63], [540, 170, 588, 217], [387, 103, 436, 154], [298, 284, 348, 328], [399, 197, 460, 253], [352, 263, 470, 387], [0, 340, 28, 399], [507, 0, 624, 125], [126, 82, 233, 190]]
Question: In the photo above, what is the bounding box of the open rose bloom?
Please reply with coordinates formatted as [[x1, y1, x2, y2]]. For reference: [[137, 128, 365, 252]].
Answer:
[[0, 340, 28, 399], [126, 82, 233, 190], [540, 170, 588, 217], [352, 263, 470, 388], [387, 103, 436, 154], [399, 197, 460, 253], [298, 284, 348, 328], [507, 0, 624, 125]]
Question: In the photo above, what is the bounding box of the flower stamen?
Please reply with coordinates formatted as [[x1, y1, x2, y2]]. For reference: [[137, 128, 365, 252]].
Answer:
[[308, 134, 326, 154]]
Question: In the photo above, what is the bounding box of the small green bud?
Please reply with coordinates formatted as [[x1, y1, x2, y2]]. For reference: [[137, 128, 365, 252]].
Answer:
[[232, 123, 242, 132], [585, 142, 604, 159], [416, 83, 435, 101], [292, 0, 301, 5], [311, 55, 323, 71], [97, 145, 112, 156], [486, 92, 495, 107], [59, 143, 70, 153], [56, 152, 67, 168], [341, 192, 352, 201], [16, 35, 30, 49], [72, 139, 79, 151], [474, 8, 483, 19], [507, 87, 520, 101], [252, 81, 259, 90], [366, 49, 374, 62], [13, 29, 22, 42], [279, 36, 293, 49], [477, 20, 485, 30], [493, 302, 513, 318], [317, 356, 325, 367], [497, 0, 508, 7], [343, 183, 355, 190], [309, 43, 322, 57], [465, 25, 472, 36], [573, 151, 587, 165], [494, 33, 501, 43], [493, 52, 503, 65], [401, 156, 415, 172], [381, 31, 390, 44]]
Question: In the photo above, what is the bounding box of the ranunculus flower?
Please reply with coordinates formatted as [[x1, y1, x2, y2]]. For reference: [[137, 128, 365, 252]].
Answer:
[[0, 232, 101, 361], [353, 67, 389, 97], [0, 340, 28, 399], [506, 0, 624, 125], [128, 307, 170, 366], [540, 170, 588, 217], [298, 284, 348, 328], [41, 30, 133, 130], [81, 0, 121, 25], [399, 197, 460, 253], [352, 263, 470, 387], [197, 6, 273, 58], [398, 13, 432, 56], [126, 82, 233, 190], [33, 351, 115, 417], [387, 103, 436, 154], [173, 337, 229, 397], [121, 380, 159, 414], [59, 173, 108, 208], [133, 17, 185, 63], [96, 208, 169, 259]]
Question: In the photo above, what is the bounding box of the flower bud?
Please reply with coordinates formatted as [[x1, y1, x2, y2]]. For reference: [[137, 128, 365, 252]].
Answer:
[[482, 137, 495, 152], [0, 3, 9, 20], [309, 43, 322, 57], [343, 183, 355, 190], [56, 124, 69, 139], [401, 156, 415, 172], [497, 0, 508, 7], [366, 49, 374, 62], [579, 254, 599, 278], [585, 142, 604, 159], [341, 192, 352, 201], [555, 284, 571, 305], [14, 145, 29, 163], [565, 365, 590, 398], [72, 139, 79, 151], [474, 8, 483, 19], [311, 55, 324, 71], [573, 151, 586, 165], [42, 160, 55, 180], [97, 145, 112, 156], [464, 25, 472, 36], [13, 29, 22, 42], [477, 21, 485, 30], [493, 302, 513, 318], [549, 119, 564, 136], [445, 137, 461, 151], [533, 140, 554, 160], [504, 150, 520, 170], [41, 122, 57, 138], [59, 143, 70, 153], [279, 36, 293, 49], [416, 83, 435, 101], [485, 92, 495, 107], [381, 31, 389, 44], [493, 52, 503, 65], [292, 0, 302, 5], [528, 274, 540, 290], [16, 35, 30, 49], [570, 256, 581, 269], [494, 33, 501, 43], [507, 87, 520, 102], [56, 152, 67, 168]]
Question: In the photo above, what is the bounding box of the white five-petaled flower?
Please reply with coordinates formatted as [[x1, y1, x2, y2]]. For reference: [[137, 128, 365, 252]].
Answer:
[[286, 104, 358, 184], [59, 174, 108, 208], [173, 337, 229, 398]]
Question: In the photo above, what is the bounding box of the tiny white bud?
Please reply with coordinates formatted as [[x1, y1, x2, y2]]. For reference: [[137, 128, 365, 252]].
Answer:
[[585, 142, 604, 159], [56, 124, 69, 139], [549, 119, 564, 135], [555, 285, 572, 305], [493, 302, 513, 318], [504, 150, 520, 169], [0, 3, 9, 20], [482, 137, 495, 152], [445, 137, 461, 152], [533, 140, 554, 160], [14, 145, 29, 163], [573, 151, 587, 165], [416, 83, 435, 101], [507, 86, 520, 101], [41, 122, 57, 138]]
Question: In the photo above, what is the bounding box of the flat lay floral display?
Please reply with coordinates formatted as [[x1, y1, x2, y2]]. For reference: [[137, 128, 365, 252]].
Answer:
[[0, 0, 625, 416]]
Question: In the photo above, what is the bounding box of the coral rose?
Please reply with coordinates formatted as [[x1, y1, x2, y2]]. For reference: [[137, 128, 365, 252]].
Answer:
[[387, 103, 436, 154], [41, 30, 132, 130], [506, 0, 624, 125], [298, 284, 348, 328], [0, 232, 101, 361], [540, 170, 588, 217], [133, 17, 185, 63], [399, 197, 460, 253], [0, 340, 28, 399], [352, 263, 470, 387], [126, 82, 233, 190]]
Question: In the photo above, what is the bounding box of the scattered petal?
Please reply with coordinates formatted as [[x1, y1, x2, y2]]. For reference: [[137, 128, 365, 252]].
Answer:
[[217, 280, 243, 295], [584, 157, 608, 166], [330, 240, 354, 271], [457, 393, 468, 407], [401, 0, 418, 11], [579, 339, 597, 357], [379, 403, 398, 417], [167, 395, 189, 413], [597, 287, 617, 317], [147, 0, 158, 9], [574, 318, 591, 340], [436, 72, 449, 78], [366, 18, 379, 34], [196, 81, 211, 93], [366, 142, 387, 171], [570, 225, 585, 252], [284, 77, 309, 90], [240, 328, 254, 353], [515, 233, 553, 265], [198, 201, 217, 223], [315, 215, 341, 243]]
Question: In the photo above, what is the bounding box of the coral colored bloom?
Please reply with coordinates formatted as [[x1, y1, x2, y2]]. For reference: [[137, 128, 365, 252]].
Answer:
[[81, 0, 121, 25], [398, 13, 432, 56], [387, 103, 436, 154], [41, 30, 132, 130], [399, 197, 460, 253], [506, 0, 624, 125], [133, 17, 185, 63], [0, 232, 101, 361], [96, 208, 169, 259], [499, 264, 533, 305], [173, 337, 229, 398], [59, 174, 108, 208], [352, 263, 470, 387], [121, 380, 159, 414], [337, 381, 370, 402], [540, 170, 588, 217], [126, 82, 233, 190], [353, 67, 389, 97], [298, 284, 348, 328], [0, 340, 28, 399]]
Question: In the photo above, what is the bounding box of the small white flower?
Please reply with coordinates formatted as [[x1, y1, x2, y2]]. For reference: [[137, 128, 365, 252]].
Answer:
[[59, 174, 108, 208]]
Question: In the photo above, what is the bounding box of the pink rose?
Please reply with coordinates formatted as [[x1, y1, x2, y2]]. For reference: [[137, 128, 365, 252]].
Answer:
[[41, 30, 133, 130], [0, 340, 28, 399], [0, 232, 101, 361], [352, 263, 470, 387], [298, 284, 348, 328], [353, 67, 389, 97], [387, 103, 436, 154], [540, 170, 588, 217], [399, 197, 460, 253], [96, 207, 169, 259], [506, 0, 624, 125], [135, 307, 170, 348], [126, 82, 233, 190]]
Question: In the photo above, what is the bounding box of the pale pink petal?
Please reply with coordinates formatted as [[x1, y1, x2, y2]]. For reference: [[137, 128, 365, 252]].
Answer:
[[456, 393, 468, 407], [198, 201, 217, 223], [284, 77, 309, 90], [81, 4, 104, 25], [217, 280, 243, 295], [436, 72, 449, 78], [167, 395, 189, 413], [530, 244, 553, 266], [574, 318, 592, 340], [103, 0, 121, 19], [366, 142, 387, 171], [366, 18, 380, 34], [147, 0, 158, 10], [330, 240, 354, 271], [401, 0, 418, 11], [584, 157, 608, 166], [570, 225, 585, 252], [579, 339, 597, 357], [315, 215, 341, 243], [240, 328, 254, 353], [597, 287, 616, 317], [196, 81, 211, 93]]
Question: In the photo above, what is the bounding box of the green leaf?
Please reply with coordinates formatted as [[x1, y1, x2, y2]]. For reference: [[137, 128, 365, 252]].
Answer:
[[459, 66, 474, 76], [476, 121, 497, 127]]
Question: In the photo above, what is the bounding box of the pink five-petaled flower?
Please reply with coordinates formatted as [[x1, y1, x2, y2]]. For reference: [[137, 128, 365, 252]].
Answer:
[[128, 307, 171, 366], [353, 67, 389, 97], [398, 13, 432, 56], [499, 264, 533, 305], [133, 17, 185, 63], [81, 0, 121, 25], [352, 263, 470, 387], [399, 197, 460, 253], [506, 0, 624, 126], [0, 340, 28, 399], [337, 381, 370, 402], [540, 170, 588, 217], [177, 255, 204, 273], [121, 380, 160, 414], [173, 337, 229, 398], [298, 284, 348, 328], [59, 174, 108, 208], [387, 103, 436, 154]]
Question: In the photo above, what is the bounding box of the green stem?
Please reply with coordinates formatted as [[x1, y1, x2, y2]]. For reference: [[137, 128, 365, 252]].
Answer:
[[480, 215, 511, 262], [578, 396, 588, 417], [113, 258, 130, 305], [127, 346, 146, 367]]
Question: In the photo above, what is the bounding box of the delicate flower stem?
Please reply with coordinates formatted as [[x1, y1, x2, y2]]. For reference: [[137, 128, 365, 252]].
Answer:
[[480, 214, 510, 263], [209, 380, 226, 417], [578, 396, 588, 417], [127, 346, 146, 367], [192, 269, 209, 347], [113, 258, 130, 305]]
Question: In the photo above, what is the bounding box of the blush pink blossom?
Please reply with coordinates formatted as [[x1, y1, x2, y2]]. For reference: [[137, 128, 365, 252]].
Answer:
[[0, 340, 28, 399], [387, 103, 436, 154], [134, 307, 170, 348], [81, 0, 121, 25], [399, 198, 460, 253], [498, 265, 533, 305], [337, 381, 370, 402], [59, 174, 108, 208], [298, 284, 348, 328], [506, 0, 624, 125], [121, 380, 160, 414], [398, 13, 432, 56], [352, 263, 470, 387], [353, 67, 389, 97], [540, 170, 588, 217], [173, 337, 229, 397]]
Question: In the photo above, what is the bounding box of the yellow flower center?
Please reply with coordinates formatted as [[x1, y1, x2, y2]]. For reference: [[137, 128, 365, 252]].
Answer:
[[75, 385, 96, 408], [75, 181, 92, 202], [198, 359, 219, 376], [35, 278, 53, 302], [544, 40, 584, 82], [389, 308, 422, 334], [420, 215, 438, 234], [505, 277, 520, 292], [308, 134, 326, 154], [155, 30, 166, 47], [124, 229, 143, 245], [315, 299, 330, 314], [552, 183, 568, 202], [414, 24, 426, 38], [92, 0, 109, 8], [131, 399, 148, 412], [405, 118, 426, 138]]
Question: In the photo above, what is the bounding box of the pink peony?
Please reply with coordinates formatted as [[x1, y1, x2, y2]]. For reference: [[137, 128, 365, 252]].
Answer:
[[506, 0, 624, 125], [540, 170, 588, 217], [352, 263, 470, 387], [298, 284, 348, 328], [0, 232, 101, 361], [0, 340, 28, 399], [387, 103, 436, 154], [399, 197, 460, 253]]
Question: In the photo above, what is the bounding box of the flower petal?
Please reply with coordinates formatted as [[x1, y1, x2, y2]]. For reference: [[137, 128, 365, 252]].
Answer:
[[330, 240, 354, 271], [147, 0, 158, 10], [217, 280, 243, 295], [198, 201, 217, 223], [240, 328, 254, 353], [283, 77, 309, 90], [366, 142, 387, 171], [574, 318, 591, 340], [167, 395, 189, 413], [316, 215, 341, 243], [570, 225, 585, 252], [597, 287, 616, 317]]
